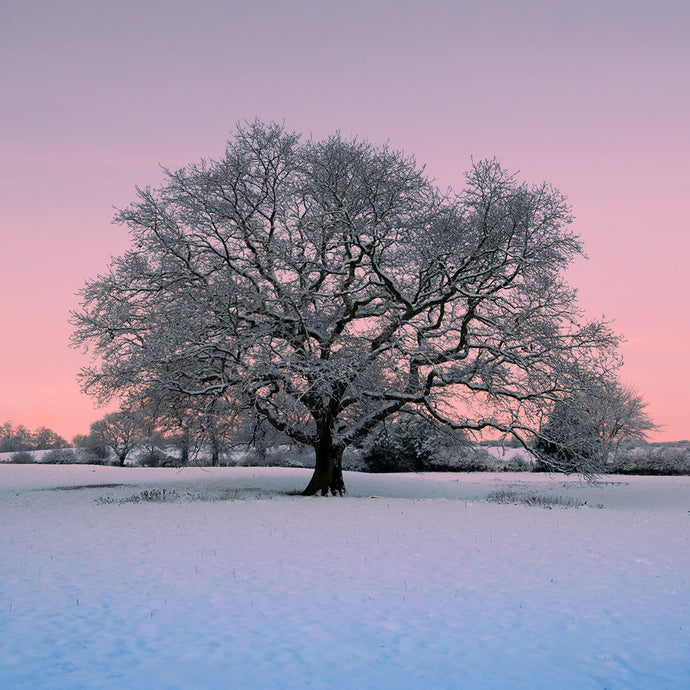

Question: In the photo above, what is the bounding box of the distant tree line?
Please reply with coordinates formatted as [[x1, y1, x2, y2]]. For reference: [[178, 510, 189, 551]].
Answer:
[[71, 401, 291, 468], [0, 421, 68, 453], [2, 404, 685, 475]]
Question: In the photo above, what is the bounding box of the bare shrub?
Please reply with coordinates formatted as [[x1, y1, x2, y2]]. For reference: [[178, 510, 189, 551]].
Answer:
[[41, 448, 78, 464], [9, 451, 35, 464]]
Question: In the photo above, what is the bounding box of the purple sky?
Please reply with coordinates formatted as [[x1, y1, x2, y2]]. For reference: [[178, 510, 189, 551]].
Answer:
[[1, 0, 688, 441]]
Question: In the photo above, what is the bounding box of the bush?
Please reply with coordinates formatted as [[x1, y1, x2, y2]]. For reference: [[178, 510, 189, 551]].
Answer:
[[605, 443, 690, 475], [235, 444, 315, 469], [359, 419, 539, 473], [137, 447, 167, 467], [360, 417, 466, 473], [427, 446, 496, 472], [426, 446, 533, 472], [502, 455, 534, 472], [41, 448, 78, 464], [9, 451, 35, 464]]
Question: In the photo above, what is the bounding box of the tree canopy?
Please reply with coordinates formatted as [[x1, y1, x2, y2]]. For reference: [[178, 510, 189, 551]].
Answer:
[[72, 120, 622, 494]]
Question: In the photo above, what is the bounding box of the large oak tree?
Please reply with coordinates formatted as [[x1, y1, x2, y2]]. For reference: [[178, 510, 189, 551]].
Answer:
[[72, 121, 620, 494]]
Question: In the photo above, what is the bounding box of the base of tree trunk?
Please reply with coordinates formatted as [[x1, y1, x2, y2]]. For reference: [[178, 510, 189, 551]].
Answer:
[[302, 458, 346, 496]]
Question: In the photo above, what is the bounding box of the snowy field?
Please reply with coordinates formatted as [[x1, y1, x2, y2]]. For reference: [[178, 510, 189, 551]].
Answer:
[[1, 465, 688, 689]]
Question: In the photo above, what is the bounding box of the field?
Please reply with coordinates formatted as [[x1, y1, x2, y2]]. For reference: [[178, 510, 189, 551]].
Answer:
[[1, 465, 689, 689]]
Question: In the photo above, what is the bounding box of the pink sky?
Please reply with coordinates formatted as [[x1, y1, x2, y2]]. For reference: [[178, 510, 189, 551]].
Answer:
[[1, 0, 688, 442]]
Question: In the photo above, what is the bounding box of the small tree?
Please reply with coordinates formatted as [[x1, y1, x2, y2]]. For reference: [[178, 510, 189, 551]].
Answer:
[[151, 400, 199, 465], [0, 422, 32, 452], [184, 397, 243, 467], [90, 411, 141, 466], [73, 433, 110, 464], [31, 427, 69, 450], [72, 120, 622, 494], [533, 377, 656, 473]]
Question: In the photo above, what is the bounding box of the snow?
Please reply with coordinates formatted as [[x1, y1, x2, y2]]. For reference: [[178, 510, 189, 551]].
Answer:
[[1, 465, 689, 689], [484, 444, 536, 462]]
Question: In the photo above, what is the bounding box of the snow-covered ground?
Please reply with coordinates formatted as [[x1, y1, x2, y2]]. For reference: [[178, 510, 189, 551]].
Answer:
[[1, 465, 688, 689]]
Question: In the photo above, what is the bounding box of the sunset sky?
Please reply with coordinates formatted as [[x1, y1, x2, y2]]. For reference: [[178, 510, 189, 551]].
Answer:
[[1, 0, 688, 442]]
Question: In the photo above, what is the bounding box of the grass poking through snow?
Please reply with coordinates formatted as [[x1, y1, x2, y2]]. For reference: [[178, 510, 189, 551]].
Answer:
[[485, 489, 589, 508]]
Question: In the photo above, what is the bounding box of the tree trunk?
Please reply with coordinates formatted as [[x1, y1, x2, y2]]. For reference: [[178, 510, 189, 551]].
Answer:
[[209, 432, 220, 467], [303, 442, 345, 496]]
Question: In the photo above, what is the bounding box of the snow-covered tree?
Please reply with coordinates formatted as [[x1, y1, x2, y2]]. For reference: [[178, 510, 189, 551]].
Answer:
[[89, 411, 142, 467], [533, 377, 656, 473], [72, 120, 621, 494]]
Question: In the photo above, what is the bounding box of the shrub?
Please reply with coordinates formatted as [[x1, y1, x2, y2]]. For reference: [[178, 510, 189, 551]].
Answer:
[[502, 454, 533, 472], [361, 420, 431, 473], [427, 446, 497, 472], [235, 444, 315, 469], [606, 443, 690, 475], [422, 446, 532, 472], [9, 451, 35, 464], [137, 447, 167, 467], [41, 448, 78, 464], [360, 417, 466, 473]]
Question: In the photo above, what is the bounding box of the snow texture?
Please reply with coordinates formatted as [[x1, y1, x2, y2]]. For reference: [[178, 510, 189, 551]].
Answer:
[[1, 465, 689, 689]]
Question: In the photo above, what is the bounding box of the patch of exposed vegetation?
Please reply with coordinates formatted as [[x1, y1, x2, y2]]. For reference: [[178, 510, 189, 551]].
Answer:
[[485, 490, 588, 509], [95, 488, 248, 504], [49, 483, 125, 491]]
